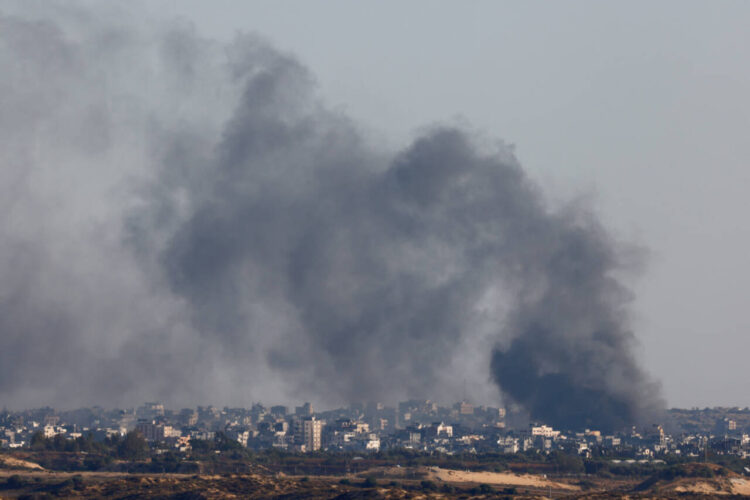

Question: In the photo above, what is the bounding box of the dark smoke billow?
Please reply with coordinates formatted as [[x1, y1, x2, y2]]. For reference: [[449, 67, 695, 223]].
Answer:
[[0, 4, 662, 429], [489, 214, 664, 431]]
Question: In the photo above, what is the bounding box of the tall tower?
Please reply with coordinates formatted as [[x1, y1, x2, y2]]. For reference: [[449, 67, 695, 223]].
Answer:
[[302, 416, 323, 451]]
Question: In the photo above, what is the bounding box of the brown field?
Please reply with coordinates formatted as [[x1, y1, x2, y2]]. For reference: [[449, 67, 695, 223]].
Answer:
[[0, 464, 588, 499], [2, 457, 749, 498]]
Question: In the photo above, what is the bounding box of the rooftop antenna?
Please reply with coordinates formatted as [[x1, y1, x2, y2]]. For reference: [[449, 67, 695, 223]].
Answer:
[[462, 378, 467, 402]]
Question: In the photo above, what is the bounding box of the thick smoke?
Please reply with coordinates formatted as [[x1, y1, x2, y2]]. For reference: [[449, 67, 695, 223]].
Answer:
[[0, 4, 661, 428], [489, 213, 664, 431]]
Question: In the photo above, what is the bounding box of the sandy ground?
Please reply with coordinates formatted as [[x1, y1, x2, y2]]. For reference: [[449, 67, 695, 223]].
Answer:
[[664, 476, 750, 496], [429, 467, 578, 490], [674, 480, 731, 495], [0, 470, 198, 479], [730, 477, 750, 495], [0, 456, 45, 470]]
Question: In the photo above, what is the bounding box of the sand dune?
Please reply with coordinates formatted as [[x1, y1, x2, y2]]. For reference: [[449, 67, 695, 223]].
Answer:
[[429, 467, 578, 490], [0, 455, 45, 471]]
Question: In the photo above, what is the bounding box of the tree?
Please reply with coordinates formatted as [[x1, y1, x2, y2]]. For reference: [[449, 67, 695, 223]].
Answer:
[[52, 433, 67, 451], [362, 476, 377, 488], [30, 431, 47, 450], [117, 431, 149, 460], [214, 432, 242, 451]]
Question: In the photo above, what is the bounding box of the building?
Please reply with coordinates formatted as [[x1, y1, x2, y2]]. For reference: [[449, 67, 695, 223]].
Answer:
[[301, 417, 323, 451], [424, 422, 453, 439], [293, 416, 323, 451], [43, 425, 60, 438], [409, 431, 421, 445], [498, 435, 519, 454], [365, 437, 380, 451], [135, 420, 177, 442], [270, 405, 287, 417], [136, 420, 160, 441], [647, 425, 666, 446], [138, 402, 165, 420], [179, 409, 198, 427], [531, 425, 560, 438], [455, 401, 474, 415], [295, 402, 313, 417], [603, 436, 622, 448]]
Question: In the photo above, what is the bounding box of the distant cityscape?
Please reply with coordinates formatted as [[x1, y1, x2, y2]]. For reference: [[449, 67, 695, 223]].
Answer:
[[3, 401, 750, 460]]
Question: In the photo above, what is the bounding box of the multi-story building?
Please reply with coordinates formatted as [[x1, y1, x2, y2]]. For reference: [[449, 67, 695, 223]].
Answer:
[[179, 409, 198, 427], [270, 405, 287, 417], [456, 401, 474, 415], [138, 403, 165, 420], [135, 420, 177, 442], [531, 425, 560, 438], [301, 417, 323, 451], [295, 402, 313, 417], [424, 422, 453, 439]]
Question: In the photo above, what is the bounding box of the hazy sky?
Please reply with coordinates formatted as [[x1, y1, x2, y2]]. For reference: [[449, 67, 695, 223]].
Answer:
[[148, 0, 750, 408], [2, 1, 748, 410]]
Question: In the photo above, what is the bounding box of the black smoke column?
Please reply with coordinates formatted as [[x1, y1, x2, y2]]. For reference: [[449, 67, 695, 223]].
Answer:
[[490, 216, 663, 432]]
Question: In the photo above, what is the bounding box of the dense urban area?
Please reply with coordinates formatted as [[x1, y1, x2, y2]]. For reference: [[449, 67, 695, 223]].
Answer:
[[2, 402, 750, 498], [4, 401, 750, 458]]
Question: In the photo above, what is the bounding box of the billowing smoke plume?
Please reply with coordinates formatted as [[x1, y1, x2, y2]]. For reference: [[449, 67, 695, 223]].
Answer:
[[489, 214, 664, 431], [0, 3, 661, 428]]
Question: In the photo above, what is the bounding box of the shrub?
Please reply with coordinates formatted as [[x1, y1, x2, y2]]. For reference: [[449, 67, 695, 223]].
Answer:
[[19, 494, 53, 500], [362, 476, 377, 488], [440, 484, 456, 493], [72, 475, 84, 489], [419, 480, 437, 491], [6, 475, 27, 489], [478, 483, 494, 493]]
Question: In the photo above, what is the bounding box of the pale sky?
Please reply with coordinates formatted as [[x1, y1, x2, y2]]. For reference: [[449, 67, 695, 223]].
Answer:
[[144, 0, 750, 408]]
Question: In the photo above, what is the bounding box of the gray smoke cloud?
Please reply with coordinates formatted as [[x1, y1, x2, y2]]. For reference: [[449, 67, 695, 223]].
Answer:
[[0, 3, 662, 429]]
